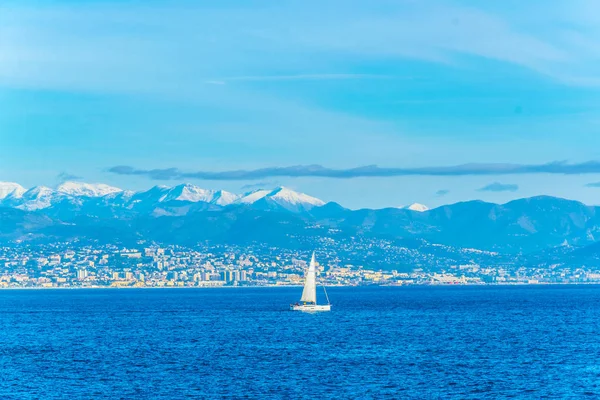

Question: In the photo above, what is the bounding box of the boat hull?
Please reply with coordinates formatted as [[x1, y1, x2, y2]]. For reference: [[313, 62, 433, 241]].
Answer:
[[290, 304, 331, 312]]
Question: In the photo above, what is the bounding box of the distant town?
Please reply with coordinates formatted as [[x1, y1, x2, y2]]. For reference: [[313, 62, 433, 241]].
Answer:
[[2, 241, 600, 288]]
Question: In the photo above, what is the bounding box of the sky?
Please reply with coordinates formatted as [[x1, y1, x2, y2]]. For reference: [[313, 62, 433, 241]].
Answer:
[[2, 0, 600, 209]]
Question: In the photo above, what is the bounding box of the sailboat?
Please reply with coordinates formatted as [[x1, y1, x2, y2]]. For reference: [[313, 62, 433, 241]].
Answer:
[[290, 252, 331, 312]]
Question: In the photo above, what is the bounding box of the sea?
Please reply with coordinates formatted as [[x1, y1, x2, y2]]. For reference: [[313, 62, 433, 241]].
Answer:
[[1, 286, 600, 399]]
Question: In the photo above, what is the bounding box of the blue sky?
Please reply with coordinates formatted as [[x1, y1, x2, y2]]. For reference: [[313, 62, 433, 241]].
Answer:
[[2, 0, 600, 209]]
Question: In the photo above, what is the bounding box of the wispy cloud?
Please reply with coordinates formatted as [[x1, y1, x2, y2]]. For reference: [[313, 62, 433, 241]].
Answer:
[[57, 172, 82, 182], [241, 181, 276, 190], [225, 74, 389, 82], [585, 182, 600, 188], [108, 160, 600, 181], [5, 0, 600, 96], [478, 182, 519, 192], [436, 189, 450, 197], [204, 74, 386, 86]]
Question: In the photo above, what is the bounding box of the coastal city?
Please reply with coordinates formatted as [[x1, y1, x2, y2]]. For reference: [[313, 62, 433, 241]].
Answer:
[[2, 241, 600, 288]]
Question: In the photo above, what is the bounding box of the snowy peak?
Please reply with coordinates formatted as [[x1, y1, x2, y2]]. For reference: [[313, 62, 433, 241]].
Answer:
[[57, 181, 122, 197], [267, 186, 325, 207], [234, 187, 325, 212], [162, 184, 215, 202], [0, 182, 26, 199], [0, 182, 326, 214], [159, 184, 239, 205], [402, 203, 429, 212], [211, 190, 240, 206], [23, 186, 54, 197], [242, 186, 325, 212], [131, 185, 170, 204], [12, 186, 66, 211], [236, 189, 271, 204]]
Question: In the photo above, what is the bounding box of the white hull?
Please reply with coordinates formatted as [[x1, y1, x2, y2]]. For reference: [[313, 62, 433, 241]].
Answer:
[[290, 304, 331, 312]]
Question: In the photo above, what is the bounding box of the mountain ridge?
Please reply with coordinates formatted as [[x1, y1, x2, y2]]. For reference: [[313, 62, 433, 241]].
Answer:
[[0, 182, 325, 214], [4, 181, 599, 213], [2, 181, 600, 256]]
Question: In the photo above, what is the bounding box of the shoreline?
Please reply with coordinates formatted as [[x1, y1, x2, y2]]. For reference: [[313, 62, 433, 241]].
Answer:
[[1, 282, 600, 290]]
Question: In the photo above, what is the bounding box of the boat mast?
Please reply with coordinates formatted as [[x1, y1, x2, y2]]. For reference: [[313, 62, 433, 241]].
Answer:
[[322, 285, 331, 305]]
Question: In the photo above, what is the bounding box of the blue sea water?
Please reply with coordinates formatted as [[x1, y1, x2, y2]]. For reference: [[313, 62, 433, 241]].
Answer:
[[1, 286, 600, 399]]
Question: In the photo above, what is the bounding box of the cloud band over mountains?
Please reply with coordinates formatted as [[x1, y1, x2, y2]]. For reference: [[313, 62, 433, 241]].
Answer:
[[108, 161, 600, 181], [57, 172, 83, 182], [478, 182, 519, 192]]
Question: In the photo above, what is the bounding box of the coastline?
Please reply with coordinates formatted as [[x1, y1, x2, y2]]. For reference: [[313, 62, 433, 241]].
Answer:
[[1, 282, 599, 290]]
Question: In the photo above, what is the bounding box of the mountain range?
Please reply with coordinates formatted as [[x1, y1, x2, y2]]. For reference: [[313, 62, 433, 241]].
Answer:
[[3, 181, 600, 261], [0, 182, 325, 215]]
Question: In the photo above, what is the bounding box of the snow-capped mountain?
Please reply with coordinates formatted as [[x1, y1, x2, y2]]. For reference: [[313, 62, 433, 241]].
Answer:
[[243, 186, 326, 213], [0, 182, 326, 215], [402, 203, 430, 212], [236, 189, 271, 204], [130, 185, 171, 205], [0, 182, 26, 199], [5, 186, 68, 211], [211, 190, 240, 206], [161, 184, 216, 203], [268, 186, 325, 208], [57, 181, 122, 197], [160, 184, 239, 205]]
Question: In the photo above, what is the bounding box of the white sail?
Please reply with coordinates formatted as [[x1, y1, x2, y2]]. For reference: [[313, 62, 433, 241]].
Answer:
[[290, 252, 331, 312], [300, 252, 317, 304]]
